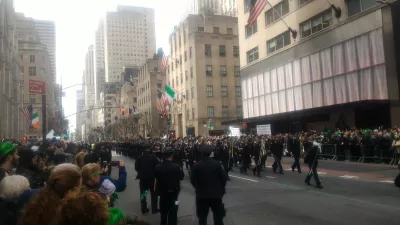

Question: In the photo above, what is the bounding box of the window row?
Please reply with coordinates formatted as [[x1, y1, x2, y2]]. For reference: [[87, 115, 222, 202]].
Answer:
[[205, 44, 239, 57], [206, 85, 241, 97], [243, 28, 385, 97], [207, 106, 243, 119], [243, 64, 388, 118]]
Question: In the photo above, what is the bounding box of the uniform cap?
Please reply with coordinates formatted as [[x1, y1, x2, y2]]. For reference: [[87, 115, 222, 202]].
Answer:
[[142, 143, 152, 150], [163, 147, 174, 156]]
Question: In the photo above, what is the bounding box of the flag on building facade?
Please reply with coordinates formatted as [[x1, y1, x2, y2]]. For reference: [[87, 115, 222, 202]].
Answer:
[[23, 105, 33, 124], [161, 55, 168, 68], [157, 89, 165, 113], [247, 0, 267, 27], [31, 109, 40, 128], [164, 85, 175, 105]]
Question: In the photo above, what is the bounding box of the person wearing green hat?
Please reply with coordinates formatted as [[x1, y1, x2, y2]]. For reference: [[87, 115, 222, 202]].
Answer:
[[0, 142, 19, 178]]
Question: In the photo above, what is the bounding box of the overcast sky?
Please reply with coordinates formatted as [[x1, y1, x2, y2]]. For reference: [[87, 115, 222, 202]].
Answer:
[[14, 0, 190, 131]]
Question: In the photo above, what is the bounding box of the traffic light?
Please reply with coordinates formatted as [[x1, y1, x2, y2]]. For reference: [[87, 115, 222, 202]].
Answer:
[[121, 108, 125, 115]]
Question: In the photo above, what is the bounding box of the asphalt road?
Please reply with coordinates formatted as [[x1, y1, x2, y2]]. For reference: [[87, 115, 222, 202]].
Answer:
[[111, 154, 400, 225]]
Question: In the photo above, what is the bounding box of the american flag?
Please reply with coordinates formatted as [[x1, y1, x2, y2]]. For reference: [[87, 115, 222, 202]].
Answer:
[[161, 55, 169, 68], [157, 89, 166, 113], [23, 105, 32, 124], [247, 0, 267, 27]]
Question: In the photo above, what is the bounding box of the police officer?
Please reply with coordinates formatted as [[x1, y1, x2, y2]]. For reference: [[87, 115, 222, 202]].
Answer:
[[154, 147, 184, 225], [304, 136, 323, 189], [135, 143, 160, 214], [190, 145, 227, 225]]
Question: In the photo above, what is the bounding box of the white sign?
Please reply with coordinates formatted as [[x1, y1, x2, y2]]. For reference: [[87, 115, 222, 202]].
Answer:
[[257, 124, 271, 135], [229, 126, 241, 137]]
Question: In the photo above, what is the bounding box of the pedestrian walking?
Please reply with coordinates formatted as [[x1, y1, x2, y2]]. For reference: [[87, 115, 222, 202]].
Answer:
[[304, 136, 323, 189]]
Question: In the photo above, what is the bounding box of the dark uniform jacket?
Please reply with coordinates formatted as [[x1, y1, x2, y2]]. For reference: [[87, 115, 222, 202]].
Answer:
[[155, 160, 184, 194], [190, 158, 228, 199], [135, 152, 159, 183]]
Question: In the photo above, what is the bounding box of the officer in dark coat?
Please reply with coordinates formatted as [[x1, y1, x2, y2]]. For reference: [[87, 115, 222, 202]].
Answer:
[[290, 134, 302, 173], [190, 145, 227, 225], [304, 136, 323, 189], [135, 143, 160, 214], [155, 147, 184, 225]]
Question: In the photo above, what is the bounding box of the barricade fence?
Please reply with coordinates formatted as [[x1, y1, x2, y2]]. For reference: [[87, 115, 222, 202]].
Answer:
[[317, 144, 397, 164]]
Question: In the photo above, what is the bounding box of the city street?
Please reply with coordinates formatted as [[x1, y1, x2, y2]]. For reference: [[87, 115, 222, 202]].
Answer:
[[112, 154, 400, 225]]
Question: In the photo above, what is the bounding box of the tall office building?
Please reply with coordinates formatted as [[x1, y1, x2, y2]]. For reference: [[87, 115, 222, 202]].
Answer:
[[221, 0, 237, 16], [34, 19, 56, 81], [84, 45, 95, 108], [236, 0, 400, 132], [167, 15, 241, 137], [189, 0, 221, 15], [94, 20, 105, 104], [103, 5, 156, 83], [75, 89, 85, 141]]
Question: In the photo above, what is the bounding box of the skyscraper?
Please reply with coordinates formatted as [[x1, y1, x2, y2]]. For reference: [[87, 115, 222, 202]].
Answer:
[[84, 45, 95, 108], [103, 5, 156, 83], [189, 0, 221, 15], [94, 20, 105, 104], [34, 19, 56, 81], [221, 0, 237, 16]]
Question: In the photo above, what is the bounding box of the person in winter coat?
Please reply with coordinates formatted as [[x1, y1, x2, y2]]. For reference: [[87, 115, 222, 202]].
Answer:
[[16, 147, 46, 189], [0, 175, 40, 225]]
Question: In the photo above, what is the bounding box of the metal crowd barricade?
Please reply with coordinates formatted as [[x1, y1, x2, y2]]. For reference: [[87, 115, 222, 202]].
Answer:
[[359, 145, 379, 163], [319, 144, 337, 160]]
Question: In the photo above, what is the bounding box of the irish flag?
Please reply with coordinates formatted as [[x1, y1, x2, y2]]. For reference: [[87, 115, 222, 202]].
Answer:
[[32, 109, 40, 128], [165, 85, 175, 105]]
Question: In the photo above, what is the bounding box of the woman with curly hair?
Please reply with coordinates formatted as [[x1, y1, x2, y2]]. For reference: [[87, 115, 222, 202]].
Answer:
[[73, 152, 88, 169], [19, 167, 82, 225], [54, 191, 110, 225]]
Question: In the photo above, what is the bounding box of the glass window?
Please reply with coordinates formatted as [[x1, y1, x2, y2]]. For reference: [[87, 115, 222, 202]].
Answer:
[[29, 94, 36, 104], [184, 51, 187, 62], [186, 90, 189, 100], [198, 27, 204, 32], [190, 46, 192, 58], [29, 67, 36, 76], [299, 0, 311, 6], [192, 108, 195, 120], [205, 44, 212, 56], [207, 85, 214, 97], [222, 106, 228, 118], [244, 0, 251, 13], [207, 106, 215, 118], [236, 106, 243, 118], [191, 87, 194, 99], [265, 0, 289, 26], [219, 45, 226, 56], [233, 46, 239, 57], [185, 70, 188, 81], [247, 47, 259, 64], [206, 65, 212, 76], [221, 86, 228, 96], [227, 28, 233, 34], [213, 27, 220, 33], [220, 65, 227, 76], [234, 66, 240, 76], [245, 21, 258, 38], [186, 109, 190, 120], [300, 10, 332, 39], [190, 66, 193, 78], [235, 86, 242, 97], [29, 55, 35, 63]]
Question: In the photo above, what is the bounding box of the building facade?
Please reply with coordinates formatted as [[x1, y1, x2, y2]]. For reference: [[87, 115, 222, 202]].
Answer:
[[33, 19, 56, 81], [237, 0, 400, 133], [75, 89, 85, 141], [190, 0, 221, 15], [94, 20, 105, 104], [17, 14, 56, 140], [221, 0, 238, 16], [137, 59, 167, 137], [0, 0, 24, 139], [103, 5, 156, 83], [104, 82, 123, 126], [167, 15, 241, 137]]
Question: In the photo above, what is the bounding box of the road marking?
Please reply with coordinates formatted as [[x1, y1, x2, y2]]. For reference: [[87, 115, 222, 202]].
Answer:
[[318, 172, 327, 175], [265, 176, 276, 179], [284, 168, 292, 171], [230, 175, 258, 182], [339, 175, 359, 179], [379, 180, 394, 184]]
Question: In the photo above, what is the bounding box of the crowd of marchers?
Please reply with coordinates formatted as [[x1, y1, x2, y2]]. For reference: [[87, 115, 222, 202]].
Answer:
[[0, 140, 152, 225]]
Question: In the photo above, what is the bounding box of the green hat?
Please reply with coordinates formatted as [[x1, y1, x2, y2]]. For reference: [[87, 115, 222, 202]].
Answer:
[[0, 142, 16, 159]]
